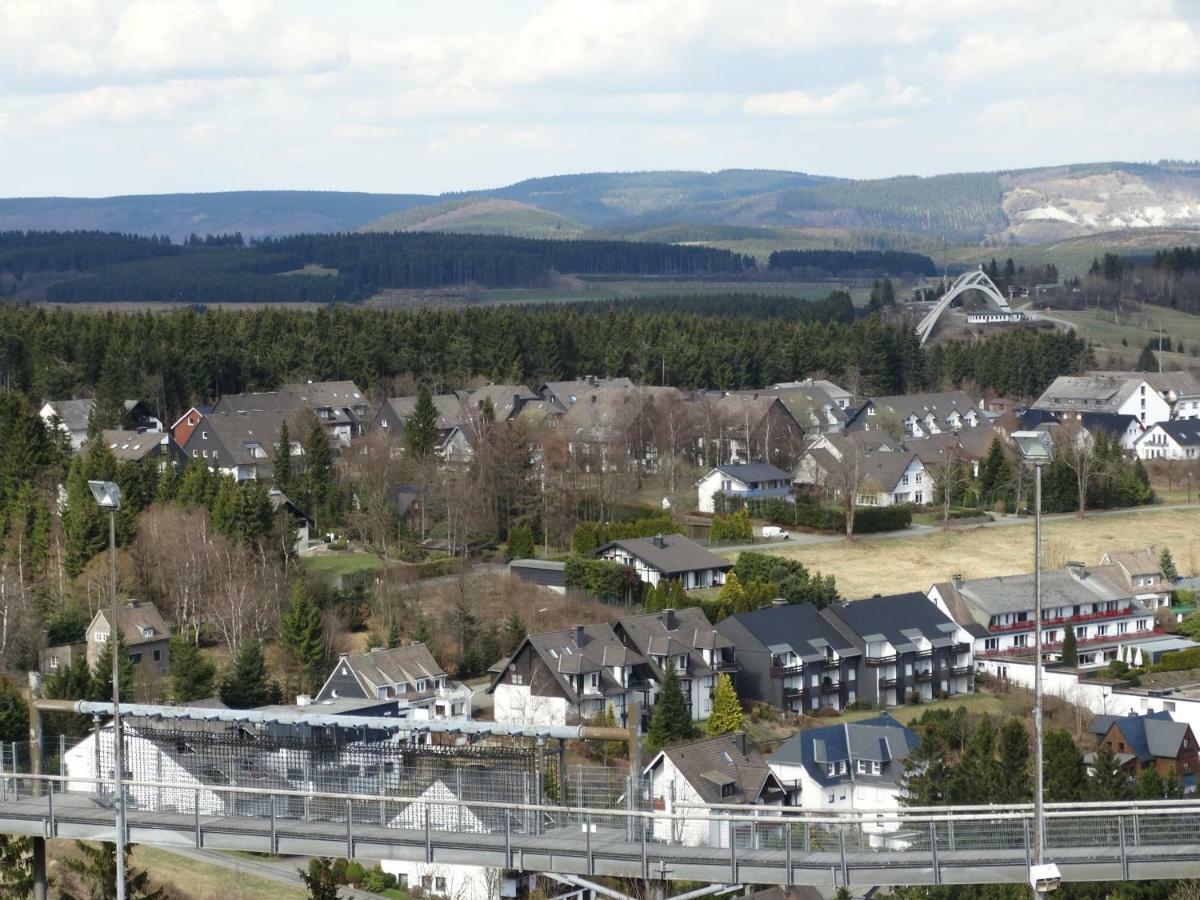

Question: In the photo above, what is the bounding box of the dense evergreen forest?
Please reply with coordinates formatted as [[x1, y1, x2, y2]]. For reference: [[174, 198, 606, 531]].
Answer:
[[1081, 246, 1200, 313], [767, 249, 938, 277], [0, 304, 1091, 422], [560, 291, 857, 322], [0, 230, 750, 302]]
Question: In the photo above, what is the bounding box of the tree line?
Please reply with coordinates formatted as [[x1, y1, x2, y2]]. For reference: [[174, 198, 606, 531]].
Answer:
[[768, 249, 938, 277]]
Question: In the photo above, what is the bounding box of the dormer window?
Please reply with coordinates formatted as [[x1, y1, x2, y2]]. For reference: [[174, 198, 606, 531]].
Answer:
[[141, 627, 155, 638], [415, 679, 427, 692], [396, 682, 407, 694]]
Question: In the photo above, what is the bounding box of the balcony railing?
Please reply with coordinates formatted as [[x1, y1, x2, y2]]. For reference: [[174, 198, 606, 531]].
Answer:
[[784, 686, 807, 699], [987, 606, 1137, 634], [770, 662, 803, 677], [821, 657, 841, 671], [866, 654, 897, 667], [915, 648, 933, 659], [981, 627, 1163, 657], [914, 670, 934, 683], [953, 642, 972, 656], [880, 676, 898, 688], [950, 665, 972, 677], [820, 680, 841, 693], [713, 657, 738, 673]]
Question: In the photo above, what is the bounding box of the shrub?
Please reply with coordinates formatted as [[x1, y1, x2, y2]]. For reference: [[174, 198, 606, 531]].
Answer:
[[327, 540, 348, 551], [845, 698, 874, 711], [344, 861, 368, 886], [564, 555, 638, 602], [361, 867, 397, 892], [814, 706, 841, 717], [1154, 647, 1200, 672], [906, 690, 922, 705], [571, 515, 675, 554], [854, 505, 913, 533]]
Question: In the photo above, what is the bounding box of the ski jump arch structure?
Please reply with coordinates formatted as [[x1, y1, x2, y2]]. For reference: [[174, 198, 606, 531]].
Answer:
[[916, 268, 1014, 345]]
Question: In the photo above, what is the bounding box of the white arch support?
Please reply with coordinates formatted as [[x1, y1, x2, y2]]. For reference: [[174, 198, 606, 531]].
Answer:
[[916, 269, 1016, 345]]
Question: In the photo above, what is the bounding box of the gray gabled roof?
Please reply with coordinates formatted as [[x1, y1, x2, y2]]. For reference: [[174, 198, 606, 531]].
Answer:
[[616, 608, 732, 680], [650, 733, 783, 805], [932, 566, 1139, 628], [724, 603, 859, 662], [708, 462, 794, 484], [491, 624, 647, 704], [336, 644, 445, 695], [46, 398, 94, 433], [826, 593, 961, 652], [1090, 711, 1191, 763], [597, 533, 732, 576], [769, 713, 919, 788], [102, 429, 173, 462]]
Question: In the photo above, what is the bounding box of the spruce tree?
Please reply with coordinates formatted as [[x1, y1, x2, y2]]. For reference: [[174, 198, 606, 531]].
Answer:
[[706, 673, 744, 736], [406, 384, 439, 460], [89, 633, 135, 702], [169, 635, 216, 702], [274, 419, 294, 495], [950, 714, 1000, 804], [302, 416, 335, 527], [63, 841, 165, 900], [648, 662, 694, 752], [1061, 628, 1078, 667], [0, 678, 28, 743], [219, 641, 283, 709], [1136, 767, 1167, 799], [996, 718, 1032, 803], [280, 581, 325, 693], [0, 834, 34, 898], [298, 858, 341, 900], [1161, 547, 1179, 582], [900, 729, 951, 806], [1088, 745, 1132, 800], [1135, 343, 1157, 372], [1043, 728, 1086, 802], [507, 523, 535, 559]]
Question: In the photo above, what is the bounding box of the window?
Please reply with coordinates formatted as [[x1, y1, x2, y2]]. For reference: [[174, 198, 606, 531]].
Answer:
[[848, 668, 856, 682], [153, 649, 161, 662], [984, 637, 999, 651], [436, 878, 447, 893], [47, 656, 59, 670], [901, 474, 910, 486], [915, 472, 923, 484], [95, 631, 108, 643], [421, 876, 433, 890], [856, 760, 867, 774], [415, 679, 427, 692], [396, 682, 407, 694], [397, 875, 409, 890], [509, 674, 523, 685], [201, 431, 208, 439], [129, 653, 142, 664], [721, 782, 736, 798]]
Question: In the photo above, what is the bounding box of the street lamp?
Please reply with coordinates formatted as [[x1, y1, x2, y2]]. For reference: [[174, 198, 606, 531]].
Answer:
[[88, 480, 126, 900], [1011, 433, 1058, 895]]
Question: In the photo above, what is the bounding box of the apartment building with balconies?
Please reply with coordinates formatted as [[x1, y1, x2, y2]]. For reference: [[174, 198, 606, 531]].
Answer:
[[824, 592, 974, 706], [929, 564, 1157, 671], [715, 602, 862, 714]]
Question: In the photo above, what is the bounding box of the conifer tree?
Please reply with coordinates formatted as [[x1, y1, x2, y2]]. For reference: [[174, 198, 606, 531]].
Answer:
[[1087, 745, 1132, 800], [274, 419, 294, 495], [89, 632, 135, 702], [280, 582, 325, 693], [900, 729, 951, 806], [648, 662, 693, 751], [0, 834, 34, 898], [1043, 728, 1086, 802], [0, 677, 29, 743], [1136, 767, 1167, 799], [406, 384, 439, 460], [64, 840, 165, 900], [169, 635, 216, 702], [950, 713, 1000, 804], [706, 673, 744, 736], [219, 641, 283, 709], [1061, 628, 1078, 668], [302, 416, 335, 527], [507, 523, 535, 559], [1161, 547, 1179, 582], [996, 718, 1031, 803]]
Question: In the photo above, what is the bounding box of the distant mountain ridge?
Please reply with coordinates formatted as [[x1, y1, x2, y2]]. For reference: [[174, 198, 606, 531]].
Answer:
[[3, 162, 1199, 245]]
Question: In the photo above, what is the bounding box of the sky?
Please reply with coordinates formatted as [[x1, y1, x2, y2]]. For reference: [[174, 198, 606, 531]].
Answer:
[[1, 0, 1199, 197]]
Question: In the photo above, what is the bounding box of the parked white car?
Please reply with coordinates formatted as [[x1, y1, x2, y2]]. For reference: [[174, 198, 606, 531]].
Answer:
[[761, 526, 789, 540]]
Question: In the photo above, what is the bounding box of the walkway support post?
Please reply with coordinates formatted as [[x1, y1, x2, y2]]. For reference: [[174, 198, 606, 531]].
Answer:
[[28, 671, 47, 900]]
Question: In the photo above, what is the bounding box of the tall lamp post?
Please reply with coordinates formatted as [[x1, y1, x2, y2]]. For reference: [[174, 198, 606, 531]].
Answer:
[[1011, 433, 1059, 896], [88, 480, 126, 900]]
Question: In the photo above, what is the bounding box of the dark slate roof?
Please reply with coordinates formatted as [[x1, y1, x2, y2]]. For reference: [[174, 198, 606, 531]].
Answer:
[[325, 644, 445, 699], [47, 399, 94, 433], [616, 608, 732, 680], [212, 391, 303, 416], [1079, 412, 1140, 437], [1089, 710, 1190, 763], [597, 533, 732, 575], [652, 733, 782, 805], [768, 713, 919, 788], [826, 593, 962, 652], [1018, 408, 1060, 430], [102, 429, 173, 462], [710, 462, 793, 483], [491, 624, 647, 703], [380, 394, 466, 433], [725, 603, 859, 662]]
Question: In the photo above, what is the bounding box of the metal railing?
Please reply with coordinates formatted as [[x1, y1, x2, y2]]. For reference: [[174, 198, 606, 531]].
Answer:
[[3, 770, 1200, 887]]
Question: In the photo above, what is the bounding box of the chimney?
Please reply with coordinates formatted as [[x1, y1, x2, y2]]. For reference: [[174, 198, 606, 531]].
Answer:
[[574, 625, 586, 647], [663, 608, 677, 631], [952, 574, 963, 588], [296, 694, 311, 706], [653, 534, 666, 548], [587, 374, 598, 387]]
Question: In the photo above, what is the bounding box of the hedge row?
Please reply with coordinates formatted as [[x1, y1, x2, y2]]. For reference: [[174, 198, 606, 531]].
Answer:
[[745, 498, 911, 534], [571, 515, 676, 554]]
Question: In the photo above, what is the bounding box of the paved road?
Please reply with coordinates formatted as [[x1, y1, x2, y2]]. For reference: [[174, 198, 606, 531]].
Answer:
[[716, 502, 1200, 555]]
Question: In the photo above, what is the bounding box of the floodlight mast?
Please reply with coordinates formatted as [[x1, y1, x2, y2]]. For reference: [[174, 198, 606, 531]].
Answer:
[[88, 480, 126, 900]]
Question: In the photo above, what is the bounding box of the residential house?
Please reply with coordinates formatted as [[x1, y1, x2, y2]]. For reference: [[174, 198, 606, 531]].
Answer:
[[596, 533, 731, 591], [179, 409, 296, 481], [1097, 547, 1173, 609], [101, 429, 185, 468], [40, 399, 95, 450], [1134, 420, 1200, 461], [795, 433, 926, 507], [373, 392, 474, 461], [86, 600, 171, 677], [559, 386, 683, 473], [1033, 374, 1171, 427], [645, 733, 786, 847], [464, 383, 538, 421], [930, 565, 1157, 671], [169, 405, 212, 446], [316, 645, 470, 720], [767, 713, 919, 826], [771, 378, 852, 410], [824, 593, 974, 706], [539, 376, 635, 412], [909, 425, 1002, 478], [269, 488, 313, 555], [715, 602, 862, 714], [1087, 710, 1198, 789], [766, 380, 851, 435], [280, 380, 370, 445], [615, 607, 738, 722], [1090, 371, 1200, 421], [846, 391, 981, 437], [856, 449, 925, 507], [38, 641, 86, 678], [488, 624, 646, 726], [696, 462, 795, 514], [692, 393, 808, 467]]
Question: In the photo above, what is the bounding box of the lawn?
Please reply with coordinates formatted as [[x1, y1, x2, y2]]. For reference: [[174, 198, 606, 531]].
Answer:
[[1043, 306, 1200, 370], [301, 550, 384, 579], [753, 506, 1200, 600]]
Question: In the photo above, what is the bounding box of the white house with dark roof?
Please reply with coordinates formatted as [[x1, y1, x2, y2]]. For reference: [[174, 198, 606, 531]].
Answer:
[[645, 733, 786, 847], [615, 607, 738, 722], [39, 399, 95, 451], [696, 462, 795, 514], [316, 645, 471, 720], [488, 624, 646, 726], [180, 409, 297, 481], [846, 391, 981, 437], [596, 533, 731, 590], [930, 564, 1157, 671], [1133, 420, 1200, 461], [767, 713, 919, 827], [1033, 374, 1171, 427], [1090, 371, 1200, 421], [1097, 547, 1173, 610]]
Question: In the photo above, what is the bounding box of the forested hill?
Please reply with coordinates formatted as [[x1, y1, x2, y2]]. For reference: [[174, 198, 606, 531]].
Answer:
[[0, 230, 749, 302], [4, 162, 1200, 243]]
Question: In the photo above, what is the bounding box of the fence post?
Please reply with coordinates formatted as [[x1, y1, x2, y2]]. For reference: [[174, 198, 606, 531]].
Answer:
[[803, 821, 810, 853], [59, 735, 65, 779], [641, 811, 648, 881], [730, 816, 739, 884], [1022, 819, 1031, 875], [425, 803, 433, 863], [1133, 814, 1141, 847], [785, 821, 793, 887], [1, 741, 7, 803], [929, 822, 940, 887], [1118, 816, 1129, 881], [380, 760, 387, 827], [270, 794, 277, 854], [346, 798, 354, 859], [839, 828, 849, 888], [505, 811, 512, 869], [948, 819, 955, 852], [586, 813, 593, 875], [194, 789, 201, 848]]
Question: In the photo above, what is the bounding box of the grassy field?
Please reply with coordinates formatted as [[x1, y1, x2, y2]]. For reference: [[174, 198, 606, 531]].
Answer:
[[301, 550, 384, 578], [1037, 305, 1200, 371], [751, 506, 1200, 599]]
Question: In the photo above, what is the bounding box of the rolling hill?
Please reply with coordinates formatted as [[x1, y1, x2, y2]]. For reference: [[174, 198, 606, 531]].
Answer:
[[2, 162, 1199, 246]]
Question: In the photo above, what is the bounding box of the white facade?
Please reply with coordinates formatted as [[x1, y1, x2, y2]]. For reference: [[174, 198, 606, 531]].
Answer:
[[878, 456, 928, 507], [39, 402, 88, 451], [770, 759, 903, 830], [491, 683, 569, 726], [595, 546, 726, 590], [695, 468, 794, 514], [1134, 425, 1200, 461], [647, 752, 724, 847]]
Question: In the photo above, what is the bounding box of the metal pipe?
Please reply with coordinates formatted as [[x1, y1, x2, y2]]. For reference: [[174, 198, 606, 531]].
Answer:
[[109, 508, 127, 900], [1034, 461, 1045, 870]]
